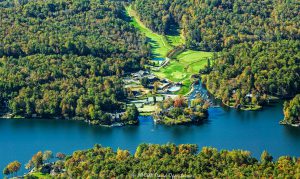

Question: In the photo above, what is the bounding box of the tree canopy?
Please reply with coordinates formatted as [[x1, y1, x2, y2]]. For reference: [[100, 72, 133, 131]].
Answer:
[[3, 161, 21, 178], [133, 0, 300, 51], [0, 0, 150, 124], [202, 40, 300, 108], [46, 144, 300, 178], [282, 94, 300, 125]]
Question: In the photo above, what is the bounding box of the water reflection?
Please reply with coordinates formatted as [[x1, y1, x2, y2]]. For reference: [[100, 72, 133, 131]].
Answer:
[[1, 101, 300, 178], [283, 125, 300, 139]]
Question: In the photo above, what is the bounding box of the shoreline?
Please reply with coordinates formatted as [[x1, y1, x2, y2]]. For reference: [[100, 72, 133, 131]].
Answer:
[[279, 120, 300, 127], [201, 80, 281, 112], [0, 113, 138, 128], [153, 116, 208, 126]]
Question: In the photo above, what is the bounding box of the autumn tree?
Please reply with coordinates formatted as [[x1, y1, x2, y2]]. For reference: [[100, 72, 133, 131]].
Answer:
[[31, 151, 43, 169], [56, 152, 66, 160], [282, 94, 300, 125], [174, 95, 186, 108], [3, 161, 21, 177], [43, 150, 53, 163]]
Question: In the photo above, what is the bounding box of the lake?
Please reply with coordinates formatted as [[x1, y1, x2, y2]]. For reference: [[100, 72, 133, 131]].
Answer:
[[1, 101, 300, 177]]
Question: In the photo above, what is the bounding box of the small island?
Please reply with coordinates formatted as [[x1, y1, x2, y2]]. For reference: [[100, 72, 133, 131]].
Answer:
[[280, 94, 300, 127], [153, 95, 209, 125]]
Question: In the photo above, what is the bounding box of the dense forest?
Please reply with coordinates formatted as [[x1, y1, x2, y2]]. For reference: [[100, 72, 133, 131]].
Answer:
[[202, 40, 300, 108], [132, 0, 300, 112], [13, 144, 300, 178], [0, 0, 150, 124], [282, 94, 300, 126], [133, 0, 300, 51]]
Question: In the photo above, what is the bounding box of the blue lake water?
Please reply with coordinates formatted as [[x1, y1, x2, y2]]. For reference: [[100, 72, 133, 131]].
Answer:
[[1, 101, 300, 176]]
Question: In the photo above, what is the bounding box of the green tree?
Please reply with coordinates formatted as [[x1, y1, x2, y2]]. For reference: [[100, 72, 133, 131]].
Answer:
[[140, 77, 149, 87], [153, 81, 159, 94], [43, 150, 53, 163], [261, 150, 273, 164], [25, 160, 34, 171], [282, 94, 300, 125], [121, 105, 139, 124], [31, 151, 43, 169], [3, 167, 10, 177]]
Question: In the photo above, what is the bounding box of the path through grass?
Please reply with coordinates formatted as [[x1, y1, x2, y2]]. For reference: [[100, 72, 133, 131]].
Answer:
[[126, 6, 182, 59], [126, 6, 213, 95]]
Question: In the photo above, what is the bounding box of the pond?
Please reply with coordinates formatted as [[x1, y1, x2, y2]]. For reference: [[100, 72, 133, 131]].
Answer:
[[168, 85, 181, 92]]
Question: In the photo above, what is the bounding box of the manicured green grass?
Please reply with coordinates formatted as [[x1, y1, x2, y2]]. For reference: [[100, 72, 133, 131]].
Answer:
[[126, 6, 212, 95], [166, 35, 184, 47], [176, 50, 213, 73], [25, 172, 52, 179], [154, 50, 213, 94], [126, 6, 181, 59], [138, 105, 156, 113]]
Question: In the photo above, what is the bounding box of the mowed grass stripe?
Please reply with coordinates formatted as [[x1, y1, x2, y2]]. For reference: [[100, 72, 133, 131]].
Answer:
[[126, 6, 173, 58], [126, 6, 213, 95]]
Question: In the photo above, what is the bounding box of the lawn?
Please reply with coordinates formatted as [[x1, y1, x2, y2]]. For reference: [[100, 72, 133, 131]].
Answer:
[[126, 6, 213, 95], [25, 172, 52, 179], [138, 105, 156, 113], [125, 6, 182, 59], [166, 34, 184, 47], [154, 50, 213, 95]]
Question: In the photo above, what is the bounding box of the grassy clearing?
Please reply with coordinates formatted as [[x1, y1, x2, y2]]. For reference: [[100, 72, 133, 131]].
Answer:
[[126, 6, 212, 95], [125, 6, 182, 59], [228, 101, 262, 111], [25, 172, 52, 179], [166, 35, 184, 47], [154, 50, 213, 94], [155, 116, 194, 125], [138, 105, 156, 113]]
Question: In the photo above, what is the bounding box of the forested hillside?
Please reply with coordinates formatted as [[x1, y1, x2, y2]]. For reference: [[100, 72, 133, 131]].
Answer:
[[133, 0, 300, 51], [132, 0, 300, 111], [0, 0, 149, 124], [202, 40, 300, 108], [23, 144, 300, 178]]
